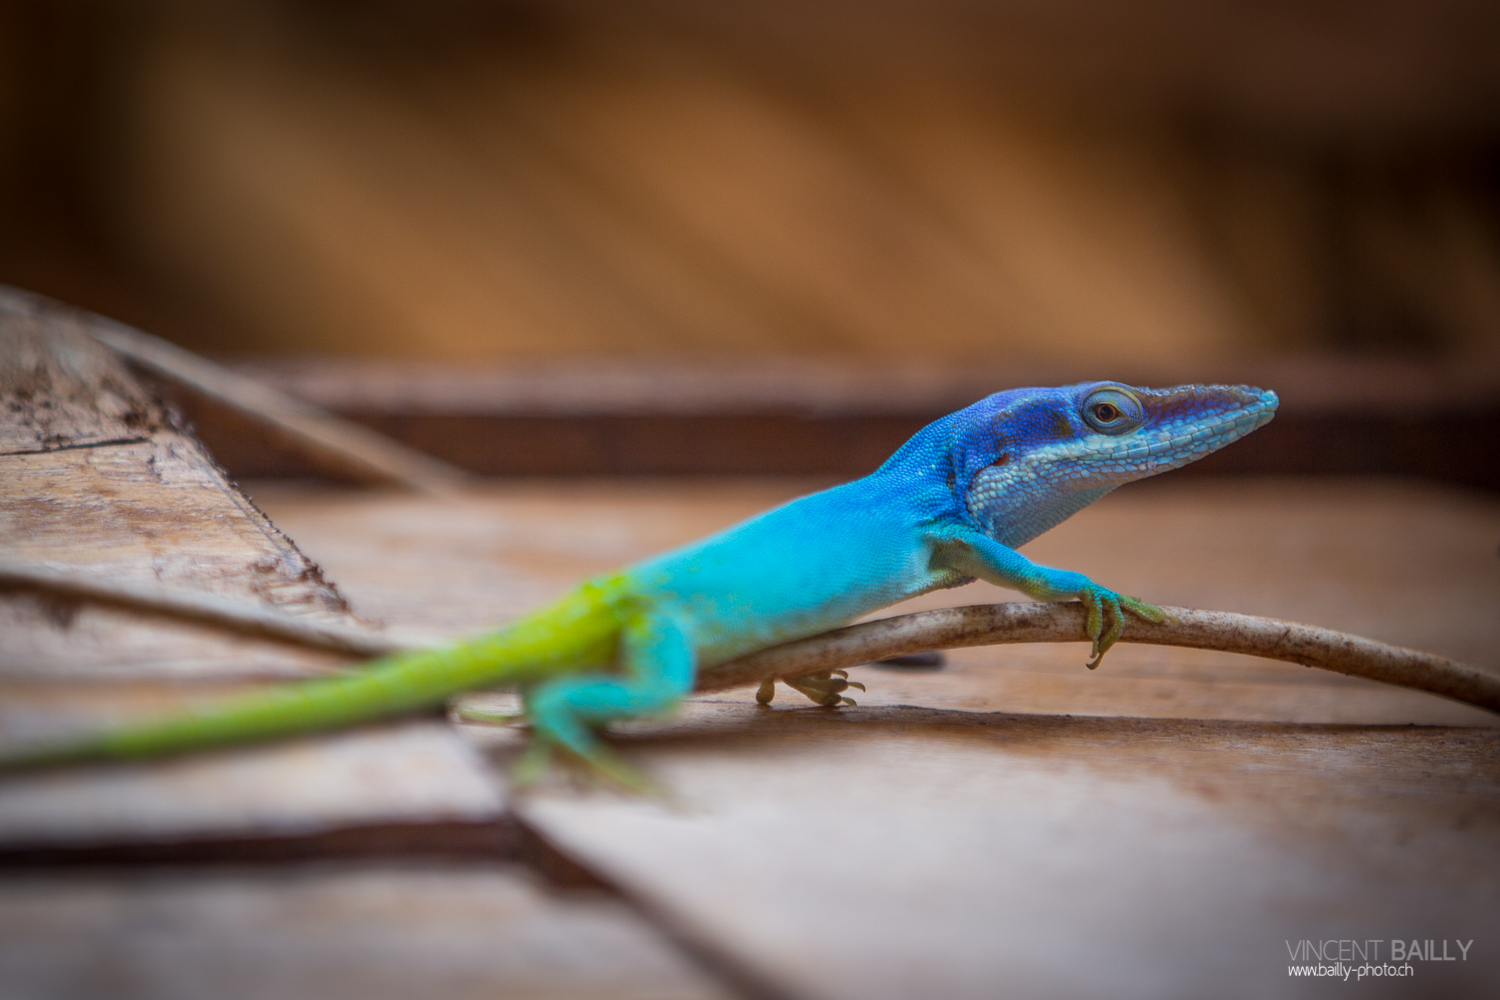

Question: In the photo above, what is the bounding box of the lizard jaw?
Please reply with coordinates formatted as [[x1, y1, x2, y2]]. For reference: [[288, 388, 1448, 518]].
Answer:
[[965, 383, 1278, 547]]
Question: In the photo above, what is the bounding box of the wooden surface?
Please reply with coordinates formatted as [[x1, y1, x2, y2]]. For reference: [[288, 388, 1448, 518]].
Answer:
[[0, 303, 503, 853], [4, 413, 1500, 995], [180, 355, 1500, 492], [0, 865, 732, 1000], [0, 294, 357, 680], [522, 710, 1498, 1000], [130, 475, 1500, 1000]]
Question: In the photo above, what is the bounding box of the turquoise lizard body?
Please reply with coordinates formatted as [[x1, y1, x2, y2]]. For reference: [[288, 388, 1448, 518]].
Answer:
[[5, 382, 1277, 787]]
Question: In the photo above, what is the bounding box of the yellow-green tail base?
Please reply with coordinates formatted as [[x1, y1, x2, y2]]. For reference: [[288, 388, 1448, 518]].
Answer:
[[0, 581, 625, 773]]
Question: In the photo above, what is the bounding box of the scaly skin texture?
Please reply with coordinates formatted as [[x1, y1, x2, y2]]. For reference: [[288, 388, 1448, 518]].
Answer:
[[3, 382, 1277, 788]]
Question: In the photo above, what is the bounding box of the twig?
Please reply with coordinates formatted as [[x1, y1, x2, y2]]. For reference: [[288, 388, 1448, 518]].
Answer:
[[699, 603, 1500, 714], [0, 560, 401, 658], [86, 321, 472, 496], [5, 561, 1496, 715], [0, 288, 466, 497], [1, 282, 469, 494]]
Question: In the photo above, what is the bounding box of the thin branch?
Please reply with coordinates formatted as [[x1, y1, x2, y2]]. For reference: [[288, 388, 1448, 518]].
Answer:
[[2, 281, 469, 494], [83, 311, 472, 496], [699, 603, 1500, 715], [0, 561, 402, 659], [5, 560, 1496, 716]]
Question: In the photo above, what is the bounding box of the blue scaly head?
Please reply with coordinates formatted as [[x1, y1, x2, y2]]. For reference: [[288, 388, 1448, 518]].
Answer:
[[954, 381, 1279, 547], [875, 381, 1281, 668]]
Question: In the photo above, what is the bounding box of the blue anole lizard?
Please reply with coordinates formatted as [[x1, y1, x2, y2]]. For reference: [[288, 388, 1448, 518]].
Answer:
[[3, 381, 1277, 788]]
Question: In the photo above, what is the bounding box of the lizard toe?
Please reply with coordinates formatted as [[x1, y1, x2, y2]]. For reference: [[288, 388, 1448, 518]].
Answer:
[[1122, 595, 1172, 624], [781, 669, 862, 707], [1080, 584, 1137, 669]]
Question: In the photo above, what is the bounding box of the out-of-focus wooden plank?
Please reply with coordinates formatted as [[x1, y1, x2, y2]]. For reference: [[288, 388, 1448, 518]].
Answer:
[[117, 25, 1259, 366], [439, 39, 1032, 359], [207, 356, 1500, 490], [122, 37, 689, 360], [0, 722, 501, 849], [0, 866, 734, 1000], [516, 705, 1500, 1000], [39, 9, 1499, 372], [0, 294, 507, 849], [0, 679, 307, 747], [0, 285, 467, 492], [0, 676, 508, 854], [451, 35, 1243, 367], [234, 354, 1500, 417], [556, 1, 1500, 139], [329, 401, 1500, 490]]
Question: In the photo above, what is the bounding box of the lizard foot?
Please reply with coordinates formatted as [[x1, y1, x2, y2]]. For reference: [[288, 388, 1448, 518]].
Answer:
[[510, 738, 666, 797], [760, 669, 865, 707], [1079, 586, 1172, 669], [571, 744, 667, 797], [510, 740, 554, 787]]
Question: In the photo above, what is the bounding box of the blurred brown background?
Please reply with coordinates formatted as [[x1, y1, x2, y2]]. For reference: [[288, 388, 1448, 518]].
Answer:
[[2, 0, 1499, 477]]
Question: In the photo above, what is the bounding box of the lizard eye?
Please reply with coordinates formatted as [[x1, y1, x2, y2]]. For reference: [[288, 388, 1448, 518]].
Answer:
[[1081, 388, 1143, 434]]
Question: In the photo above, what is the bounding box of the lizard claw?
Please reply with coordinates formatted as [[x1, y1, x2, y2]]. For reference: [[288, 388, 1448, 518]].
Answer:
[[1079, 586, 1170, 669]]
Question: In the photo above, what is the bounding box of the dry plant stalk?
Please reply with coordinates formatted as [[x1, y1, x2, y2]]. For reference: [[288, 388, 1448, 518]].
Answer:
[[698, 603, 1500, 714], [88, 321, 471, 495], [4, 561, 1496, 715], [0, 561, 400, 659]]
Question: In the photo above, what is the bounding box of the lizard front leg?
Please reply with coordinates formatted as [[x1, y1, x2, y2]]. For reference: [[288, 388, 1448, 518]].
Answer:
[[933, 526, 1168, 668]]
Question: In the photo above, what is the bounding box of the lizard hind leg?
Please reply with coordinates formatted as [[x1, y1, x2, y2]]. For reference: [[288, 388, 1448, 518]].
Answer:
[[755, 671, 863, 707], [520, 611, 695, 794]]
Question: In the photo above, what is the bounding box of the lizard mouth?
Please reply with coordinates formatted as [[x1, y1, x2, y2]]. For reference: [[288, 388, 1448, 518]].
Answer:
[[1117, 385, 1278, 469]]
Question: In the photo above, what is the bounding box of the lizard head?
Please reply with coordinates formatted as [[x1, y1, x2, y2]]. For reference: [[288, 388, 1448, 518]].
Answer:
[[954, 382, 1278, 548]]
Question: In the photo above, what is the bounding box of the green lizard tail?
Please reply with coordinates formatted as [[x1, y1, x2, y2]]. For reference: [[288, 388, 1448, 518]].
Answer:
[[0, 582, 624, 772]]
